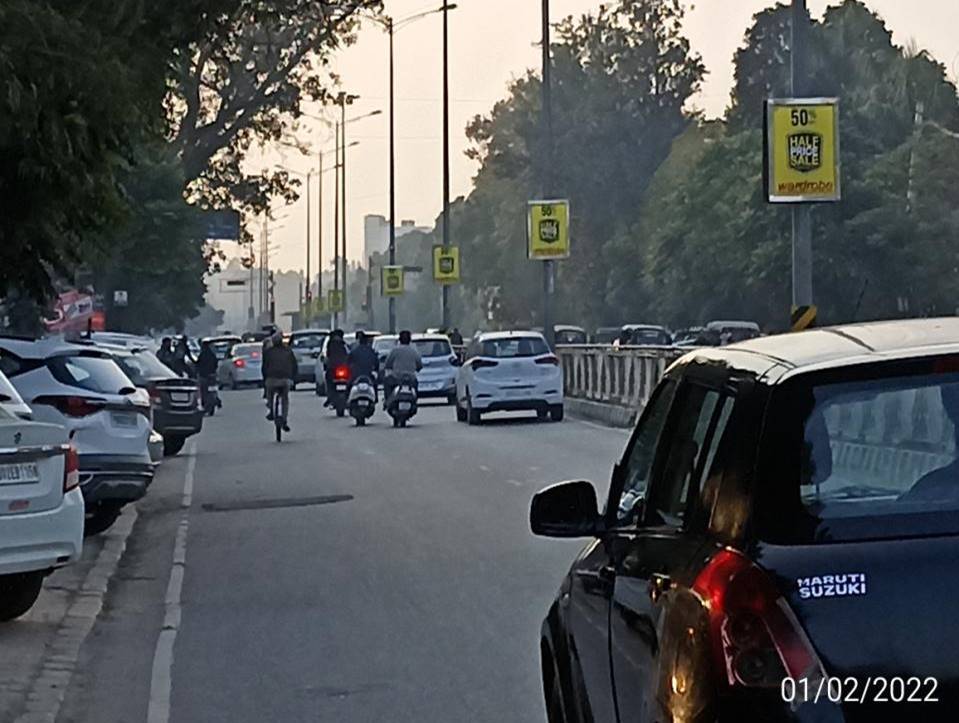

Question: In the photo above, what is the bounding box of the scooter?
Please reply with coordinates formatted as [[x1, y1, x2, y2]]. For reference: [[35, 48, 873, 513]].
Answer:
[[347, 375, 377, 426], [329, 364, 350, 418], [386, 372, 418, 428]]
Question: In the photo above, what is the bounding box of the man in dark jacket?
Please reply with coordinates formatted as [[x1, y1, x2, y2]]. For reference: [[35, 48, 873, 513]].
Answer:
[[348, 331, 379, 392], [262, 332, 296, 430], [324, 329, 349, 407]]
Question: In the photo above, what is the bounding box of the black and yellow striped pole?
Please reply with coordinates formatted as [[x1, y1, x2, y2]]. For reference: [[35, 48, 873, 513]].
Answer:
[[791, 304, 817, 332]]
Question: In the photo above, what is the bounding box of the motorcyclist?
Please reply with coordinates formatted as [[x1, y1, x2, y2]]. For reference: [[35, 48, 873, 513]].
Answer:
[[195, 340, 221, 412], [324, 329, 349, 407], [348, 331, 379, 390], [262, 331, 296, 431], [383, 330, 422, 404]]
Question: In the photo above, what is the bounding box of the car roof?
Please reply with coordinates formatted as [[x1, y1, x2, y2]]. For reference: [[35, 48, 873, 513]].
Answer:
[[476, 330, 546, 341], [290, 328, 329, 336], [411, 334, 450, 342], [624, 324, 667, 331], [706, 320, 760, 330], [203, 335, 241, 342], [0, 337, 111, 359], [681, 318, 959, 377]]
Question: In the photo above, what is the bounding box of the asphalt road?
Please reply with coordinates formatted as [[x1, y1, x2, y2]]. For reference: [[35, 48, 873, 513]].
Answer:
[[57, 388, 630, 723]]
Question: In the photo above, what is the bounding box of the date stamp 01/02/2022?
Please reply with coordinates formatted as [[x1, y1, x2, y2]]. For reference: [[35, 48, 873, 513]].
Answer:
[[781, 676, 940, 706]]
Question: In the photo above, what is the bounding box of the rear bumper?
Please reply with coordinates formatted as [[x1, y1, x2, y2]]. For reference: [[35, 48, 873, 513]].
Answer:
[[153, 407, 203, 437], [79, 454, 155, 506], [0, 488, 84, 575], [417, 379, 456, 398], [294, 360, 316, 382], [470, 386, 563, 412]]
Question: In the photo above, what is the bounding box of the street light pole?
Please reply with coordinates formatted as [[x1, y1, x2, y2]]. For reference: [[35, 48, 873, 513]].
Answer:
[[305, 171, 312, 325], [340, 96, 349, 325], [791, 0, 813, 315], [317, 150, 323, 306], [541, 0, 555, 349], [388, 17, 397, 334], [333, 121, 341, 329], [441, 2, 452, 331]]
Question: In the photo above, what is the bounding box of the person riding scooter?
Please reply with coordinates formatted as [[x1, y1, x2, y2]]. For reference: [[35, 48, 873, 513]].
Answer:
[[383, 330, 422, 406], [195, 339, 221, 413], [348, 331, 379, 398], [324, 329, 349, 408]]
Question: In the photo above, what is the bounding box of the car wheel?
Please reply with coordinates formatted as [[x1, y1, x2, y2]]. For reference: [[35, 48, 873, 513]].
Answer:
[[163, 435, 186, 457], [550, 405, 564, 422], [83, 502, 124, 537], [230, 375, 238, 390], [542, 654, 570, 723], [0, 572, 44, 622], [537, 408, 549, 422], [291, 382, 297, 392], [455, 399, 467, 422], [467, 395, 481, 426], [446, 393, 457, 406]]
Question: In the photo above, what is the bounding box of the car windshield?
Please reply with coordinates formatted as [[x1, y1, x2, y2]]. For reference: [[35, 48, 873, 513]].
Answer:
[[233, 344, 262, 358], [208, 340, 237, 359], [480, 337, 549, 358], [630, 328, 669, 344], [760, 365, 959, 543], [374, 338, 398, 352], [115, 351, 176, 385], [292, 333, 326, 350], [47, 354, 135, 394], [413, 339, 452, 358]]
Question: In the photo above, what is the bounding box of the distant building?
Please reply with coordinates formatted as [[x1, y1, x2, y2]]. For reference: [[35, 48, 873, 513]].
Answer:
[[363, 214, 430, 261], [205, 258, 304, 333]]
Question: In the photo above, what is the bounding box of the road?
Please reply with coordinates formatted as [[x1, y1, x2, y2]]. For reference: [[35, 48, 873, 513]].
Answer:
[[53, 388, 629, 723]]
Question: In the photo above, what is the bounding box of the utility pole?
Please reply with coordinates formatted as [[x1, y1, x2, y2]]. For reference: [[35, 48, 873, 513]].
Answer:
[[305, 171, 312, 325], [333, 121, 341, 329], [367, 255, 375, 329], [791, 0, 813, 313], [541, 0, 555, 349], [388, 17, 397, 334], [317, 150, 324, 304], [340, 95, 349, 326], [441, 2, 451, 331]]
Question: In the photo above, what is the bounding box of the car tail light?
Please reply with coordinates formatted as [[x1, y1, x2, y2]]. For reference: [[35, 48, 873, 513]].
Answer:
[[251, 351, 261, 358], [333, 365, 350, 381], [692, 549, 825, 688], [33, 395, 106, 417], [63, 444, 80, 492], [233, 358, 246, 368], [147, 385, 163, 404], [470, 359, 499, 370], [535, 355, 560, 366]]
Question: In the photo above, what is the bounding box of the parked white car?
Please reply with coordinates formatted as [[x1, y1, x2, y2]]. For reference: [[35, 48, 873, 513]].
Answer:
[[0, 402, 84, 621], [411, 334, 458, 403], [0, 339, 154, 536], [455, 331, 564, 424], [0, 368, 31, 419]]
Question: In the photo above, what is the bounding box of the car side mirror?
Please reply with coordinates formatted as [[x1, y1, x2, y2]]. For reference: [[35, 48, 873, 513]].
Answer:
[[530, 480, 601, 538]]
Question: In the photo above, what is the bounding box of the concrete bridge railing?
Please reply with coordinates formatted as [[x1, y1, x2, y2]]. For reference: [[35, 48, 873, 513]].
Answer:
[[556, 345, 685, 426]]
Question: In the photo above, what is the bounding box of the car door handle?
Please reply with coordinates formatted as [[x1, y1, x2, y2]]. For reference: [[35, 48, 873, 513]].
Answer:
[[648, 573, 671, 602], [598, 565, 615, 583]]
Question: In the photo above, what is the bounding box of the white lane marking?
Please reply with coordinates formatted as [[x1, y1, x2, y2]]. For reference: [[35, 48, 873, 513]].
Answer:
[[479, 464, 490, 473], [147, 439, 196, 723], [506, 479, 523, 487]]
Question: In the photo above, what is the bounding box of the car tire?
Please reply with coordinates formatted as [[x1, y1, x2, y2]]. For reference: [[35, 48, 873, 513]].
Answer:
[[467, 396, 481, 426], [163, 435, 186, 457], [446, 393, 457, 406], [230, 375, 238, 390], [455, 399, 467, 422], [537, 408, 549, 422], [542, 653, 570, 723], [0, 572, 44, 622], [83, 502, 124, 537], [550, 405, 565, 422]]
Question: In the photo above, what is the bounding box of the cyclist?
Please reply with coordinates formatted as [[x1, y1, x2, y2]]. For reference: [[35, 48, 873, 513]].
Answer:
[[262, 331, 296, 431]]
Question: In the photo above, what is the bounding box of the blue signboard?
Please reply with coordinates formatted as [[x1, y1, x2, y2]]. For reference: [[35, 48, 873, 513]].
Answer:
[[204, 210, 241, 240]]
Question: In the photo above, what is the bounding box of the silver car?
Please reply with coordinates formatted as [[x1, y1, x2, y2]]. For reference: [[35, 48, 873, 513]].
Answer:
[[217, 342, 264, 389], [411, 334, 458, 403], [289, 329, 329, 387]]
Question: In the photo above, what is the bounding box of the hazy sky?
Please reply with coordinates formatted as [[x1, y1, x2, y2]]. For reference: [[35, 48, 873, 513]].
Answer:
[[260, 0, 959, 274]]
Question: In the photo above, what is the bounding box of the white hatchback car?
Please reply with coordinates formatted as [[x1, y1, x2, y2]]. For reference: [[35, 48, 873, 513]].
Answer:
[[217, 342, 265, 389], [0, 400, 84, 621], [0, 339, 153, 536], [455, 331, 564, 424], [411, 334, 458, 403]]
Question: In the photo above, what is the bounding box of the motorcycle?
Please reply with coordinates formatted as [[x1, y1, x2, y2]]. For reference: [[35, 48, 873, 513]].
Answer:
[[386, 372, 418, 428], [200, 374, 220, 416], [347, 375, 377, 426], [329, 364, 350, 418]]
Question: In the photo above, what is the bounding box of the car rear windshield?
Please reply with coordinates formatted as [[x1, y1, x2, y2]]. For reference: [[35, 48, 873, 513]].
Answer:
[[116, 351, 176, 385], [480, 337, 549, 358], [630, 328, 670, 344], [233, 344, 261, 358], [414, 339, 452, 358], [209, 340, 237, 358], [292, 333, 327, 350], [758, 361, 959, 543], [47, 354, 135, 394]]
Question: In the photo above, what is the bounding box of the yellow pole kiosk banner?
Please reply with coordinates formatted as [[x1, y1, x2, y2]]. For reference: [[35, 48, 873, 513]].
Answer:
[[432, 245, 460, 284], [381, 265, 405, 297], [765, 98, 841, 203], [527, 200, 570, 260]]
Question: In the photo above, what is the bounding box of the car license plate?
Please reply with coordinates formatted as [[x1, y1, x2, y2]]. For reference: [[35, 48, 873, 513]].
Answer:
[[335, 384, 348, 392], [171, 392, 190, 403], [112, 411, 138, 428], [0, 462, 40, 485], [506, 389, 527, 399], [398, 402, 411, 412]]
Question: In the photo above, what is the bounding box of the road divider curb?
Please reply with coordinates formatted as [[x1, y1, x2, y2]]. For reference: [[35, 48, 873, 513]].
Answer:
[[12, 505, 139, 723], [566, 397, 637, 429]]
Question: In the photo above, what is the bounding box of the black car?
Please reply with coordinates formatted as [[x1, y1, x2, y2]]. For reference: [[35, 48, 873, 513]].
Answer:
[[108, 347, 203, 456], [532, 318, 959, 722]]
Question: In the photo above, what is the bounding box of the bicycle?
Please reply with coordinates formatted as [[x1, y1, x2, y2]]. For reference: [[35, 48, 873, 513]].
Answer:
[[273, 391, 284, 442]]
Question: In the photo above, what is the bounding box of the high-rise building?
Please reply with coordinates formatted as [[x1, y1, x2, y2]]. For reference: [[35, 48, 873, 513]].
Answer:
[[363, 214, 430, 261]]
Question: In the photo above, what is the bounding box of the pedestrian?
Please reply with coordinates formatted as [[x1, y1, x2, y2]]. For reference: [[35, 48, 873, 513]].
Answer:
[[172, 337, 193, 377], [614, 328, 632, 348], [449, 327, 463, 346], [157, 337, 174, 369]]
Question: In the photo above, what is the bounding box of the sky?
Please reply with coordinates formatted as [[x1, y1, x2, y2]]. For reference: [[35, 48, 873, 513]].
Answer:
[[259, 0, 959, 275]]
